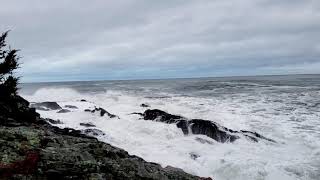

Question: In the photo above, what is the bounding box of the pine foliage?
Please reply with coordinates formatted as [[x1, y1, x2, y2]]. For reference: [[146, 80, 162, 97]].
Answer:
[[0, 31, 20, 99]]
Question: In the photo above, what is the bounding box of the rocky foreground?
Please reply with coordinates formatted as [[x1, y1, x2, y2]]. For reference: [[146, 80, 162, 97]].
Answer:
[[0, 96, 208, 179]]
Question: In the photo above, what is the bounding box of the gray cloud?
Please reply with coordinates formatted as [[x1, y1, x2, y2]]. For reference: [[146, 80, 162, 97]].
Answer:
[[0, 0, 319, 82]]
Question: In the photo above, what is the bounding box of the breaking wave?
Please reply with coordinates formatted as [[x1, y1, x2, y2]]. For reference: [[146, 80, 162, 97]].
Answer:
[[21, 76, 320, 180]]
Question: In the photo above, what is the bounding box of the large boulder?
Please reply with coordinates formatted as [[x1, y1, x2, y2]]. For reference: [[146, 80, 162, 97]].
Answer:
[[141, 109, 275, 143], [177, 119, 239, 143], [143, 109, 183, 123]]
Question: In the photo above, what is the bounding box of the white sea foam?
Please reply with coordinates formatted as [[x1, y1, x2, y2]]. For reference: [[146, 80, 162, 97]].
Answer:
[[22, 87, 320, 180]]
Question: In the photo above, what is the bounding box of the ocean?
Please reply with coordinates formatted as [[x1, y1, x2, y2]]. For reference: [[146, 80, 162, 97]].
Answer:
[[20, 74, 320, 180]]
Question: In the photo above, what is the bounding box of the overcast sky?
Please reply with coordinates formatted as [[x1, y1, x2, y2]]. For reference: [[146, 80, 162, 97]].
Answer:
[[1, 0, 319, 82]]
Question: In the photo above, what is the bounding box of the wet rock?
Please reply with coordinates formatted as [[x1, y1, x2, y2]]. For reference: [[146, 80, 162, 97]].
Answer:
[[240, 130, 276, 143], [47, 119, 63, 124], [140, 103, 150, 108], [80, 122, 96, 127], [57, 109, 71, 113], [190, 153, 200, 160], [30, 102, 62, 111], [64, 105, 78, 109], [143, 109, 183, 123], [141, 109, 275, 143], [90, 107, 118, 119], [82, 129, 105, 136], [177, 119, 239, 143]]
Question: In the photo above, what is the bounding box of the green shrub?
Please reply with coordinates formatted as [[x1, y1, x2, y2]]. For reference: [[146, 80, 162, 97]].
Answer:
[[0, 31, 20, 100]]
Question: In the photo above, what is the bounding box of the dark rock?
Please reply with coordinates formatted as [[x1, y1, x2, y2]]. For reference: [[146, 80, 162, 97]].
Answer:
[[57, 109, 71, 113], [190, 119, 239, 143], [190, 153, 200, 160], [30, 102, 62, 111], [140, 103, 150, 108], [177, 119, 239, 143], [80, 122, 96, 127], [90, 107, 118, 119], [80, 99, 87, 102], [0, 95, 39, 126], [141, 109, 275, 143], [143, 109, 183, 123], [84, 109, 91, 112], [240, 130, 276, 143], [64, 105, 78, 109], [47, 119, 63, 124], [82, 129, 106, 136]]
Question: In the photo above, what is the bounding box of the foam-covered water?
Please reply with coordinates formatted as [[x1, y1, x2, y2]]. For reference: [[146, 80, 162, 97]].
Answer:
[[20, 75, 320, 180]]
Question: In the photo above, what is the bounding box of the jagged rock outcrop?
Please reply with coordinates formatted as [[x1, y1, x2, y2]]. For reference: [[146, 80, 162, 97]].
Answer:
[[0, 97, 206, 179], [140, 109, 275, 143], [30, 102, 62, 111], [86, 107, 118, 119]]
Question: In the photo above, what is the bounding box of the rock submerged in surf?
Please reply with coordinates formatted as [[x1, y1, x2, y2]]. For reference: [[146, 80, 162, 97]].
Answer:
[[190, 152, 200, 160], [30, 102, 62, 111], [57, 109, 71, 113], [80, 122, 96, 127], [64, 105, 78, 109], [140, 109, 275, 143], [46, 118, 63, 124], [140, 103, 150, 108], [84, 107, 118, 119]]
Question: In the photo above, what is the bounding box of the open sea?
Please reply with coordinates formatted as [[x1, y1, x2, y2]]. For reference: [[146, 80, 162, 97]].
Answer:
[[20, 74, 320, 180]]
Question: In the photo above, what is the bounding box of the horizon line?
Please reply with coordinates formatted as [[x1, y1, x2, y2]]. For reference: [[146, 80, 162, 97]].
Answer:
[[21, 73, 320, 84]]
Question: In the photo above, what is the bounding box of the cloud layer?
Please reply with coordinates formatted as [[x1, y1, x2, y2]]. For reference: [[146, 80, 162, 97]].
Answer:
[[1, 0, 319, 82]]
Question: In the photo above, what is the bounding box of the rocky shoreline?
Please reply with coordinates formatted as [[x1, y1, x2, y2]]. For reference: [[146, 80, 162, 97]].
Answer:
[[0, 96, 207, 179]]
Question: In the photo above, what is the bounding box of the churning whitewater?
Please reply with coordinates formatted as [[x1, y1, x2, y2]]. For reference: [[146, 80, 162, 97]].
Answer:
[[20, 75, 320, 180]]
